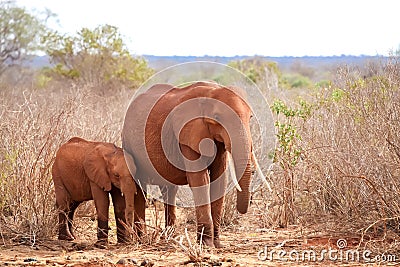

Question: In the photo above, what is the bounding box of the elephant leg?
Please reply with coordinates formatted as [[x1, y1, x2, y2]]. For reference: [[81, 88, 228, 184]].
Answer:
[[209, 143, 228, 248], [160, 185, 178, 227], [54, 184, 74, 241], [180, 145, 214, 247], [58, 210, 74, 241], [134, 186, 146, 238], [110, 186, 131, 244], [90, 182, 110, 246], [190, 175, 213, 247], [67, 201, 82, 239], [210, 195, 224, 248]]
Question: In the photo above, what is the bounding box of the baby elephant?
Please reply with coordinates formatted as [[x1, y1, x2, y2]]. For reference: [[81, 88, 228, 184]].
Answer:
[[52, 137, 137, 246]]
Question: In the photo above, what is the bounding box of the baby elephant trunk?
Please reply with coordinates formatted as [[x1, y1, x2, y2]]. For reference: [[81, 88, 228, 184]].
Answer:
[[120, 176, 136, 227]]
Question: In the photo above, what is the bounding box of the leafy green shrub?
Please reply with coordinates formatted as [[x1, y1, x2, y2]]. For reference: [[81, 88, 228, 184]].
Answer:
[[43, 24, 154, 90], [228, 57, 281, 84], [270, 98, 312, 227], [281, 73, 313, 89]]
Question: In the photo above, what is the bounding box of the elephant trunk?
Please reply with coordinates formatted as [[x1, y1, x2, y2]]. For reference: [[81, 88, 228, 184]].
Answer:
[[122, 152, 137, 227], [227, 133, 252, 215], [120, 176, 136, 227], [235, 161, 252, 214]]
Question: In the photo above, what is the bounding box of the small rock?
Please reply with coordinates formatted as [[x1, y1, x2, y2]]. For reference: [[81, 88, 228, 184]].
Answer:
[[94, 242, 107, 249], [72, 242, 88, 251], [116, 258, 127, 264], [128, 258, 138, 264], [66, 256, 72, 260], [23, 258, 37, 263], [210, 261, 222, 266], [140, 259, 154, 267], [220, 257, 233, 262]]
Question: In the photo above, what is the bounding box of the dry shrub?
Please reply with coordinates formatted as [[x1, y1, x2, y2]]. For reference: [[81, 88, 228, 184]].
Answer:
[[300, 58, 400, 226], [0, 84, 132, 243], [221, 191, 240, 227], [254, 57, 400, 253]]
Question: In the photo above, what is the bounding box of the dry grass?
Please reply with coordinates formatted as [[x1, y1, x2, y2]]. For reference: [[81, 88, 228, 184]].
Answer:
[[303, 59, 400, 227], [0, 57, 399, 259], [254, 57, 400, 255], [0, 84, 131, 244]]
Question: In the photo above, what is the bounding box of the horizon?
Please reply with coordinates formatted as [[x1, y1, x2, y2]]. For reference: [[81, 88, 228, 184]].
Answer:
[[30, 54, 384, 71], [140, 54, 384, 58], [34, 54, 385, 59]]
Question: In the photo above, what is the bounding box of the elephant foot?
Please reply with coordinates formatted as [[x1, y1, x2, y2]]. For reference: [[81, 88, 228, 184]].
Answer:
[[58, 226, 75, 241], [58, 233, 75, 241], [197, 230, 214, 247], [117, 234, 132, 244], [199, 236, 215, 248], [69, 229, 77, 240], [213, 239, 224, 249], [94, 239, 108, 249], [197, 225, 214, 247], [213, 229, 224, 248], [58, 222, 75, 241], [97, 220, 109, 244], [116, 226, 131, 244]]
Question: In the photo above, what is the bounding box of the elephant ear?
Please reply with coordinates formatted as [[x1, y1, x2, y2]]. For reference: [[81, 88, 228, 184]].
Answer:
[[83, 144, 113, 191]]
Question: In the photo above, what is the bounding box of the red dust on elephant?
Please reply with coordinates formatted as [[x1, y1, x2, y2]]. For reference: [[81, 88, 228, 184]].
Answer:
[[52, 137, 137, 247], [122, 82, 266, 248]]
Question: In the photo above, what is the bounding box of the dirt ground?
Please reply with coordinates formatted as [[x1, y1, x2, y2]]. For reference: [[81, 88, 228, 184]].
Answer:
[[0, 205, 398, 267]]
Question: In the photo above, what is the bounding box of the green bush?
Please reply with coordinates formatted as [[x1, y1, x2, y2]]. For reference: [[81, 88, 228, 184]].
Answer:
[[43, 24, 154, 90], [281, 73, 313, 89]]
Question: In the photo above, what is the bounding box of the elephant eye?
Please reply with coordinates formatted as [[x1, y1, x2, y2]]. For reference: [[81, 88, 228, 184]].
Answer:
[[114, 173, 120, 178]]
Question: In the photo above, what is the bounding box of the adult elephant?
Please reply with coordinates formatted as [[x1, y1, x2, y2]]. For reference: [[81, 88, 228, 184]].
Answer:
[[122, 81, 264, 248], [52, 137, 137, 247]]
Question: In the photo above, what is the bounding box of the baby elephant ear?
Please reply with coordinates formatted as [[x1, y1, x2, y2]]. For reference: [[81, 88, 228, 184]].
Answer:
[[83, 144, 112, 191]]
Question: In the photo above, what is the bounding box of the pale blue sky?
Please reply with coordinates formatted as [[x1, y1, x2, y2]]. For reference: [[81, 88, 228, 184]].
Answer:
[[17, 0, 400, 57]]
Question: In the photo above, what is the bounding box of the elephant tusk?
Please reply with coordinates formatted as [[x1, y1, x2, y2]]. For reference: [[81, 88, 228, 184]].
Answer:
[[227, 151, 242, 192], [251, 151, 272, 192]]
